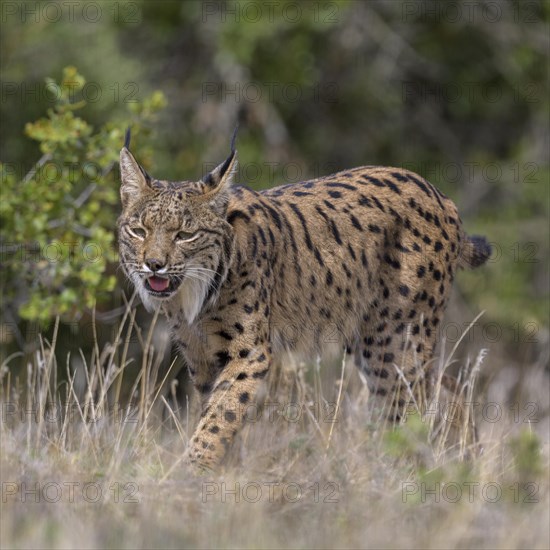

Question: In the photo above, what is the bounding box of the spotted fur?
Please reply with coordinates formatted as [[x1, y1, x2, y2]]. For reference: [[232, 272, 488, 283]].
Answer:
[[118, 132, 491, 470]]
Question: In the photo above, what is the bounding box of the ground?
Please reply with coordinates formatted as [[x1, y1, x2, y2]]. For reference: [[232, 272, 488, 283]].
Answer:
[[1, 312, 548, 550]]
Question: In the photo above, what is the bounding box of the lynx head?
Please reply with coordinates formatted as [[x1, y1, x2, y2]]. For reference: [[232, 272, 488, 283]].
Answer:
[[117, 129, 238, 323]]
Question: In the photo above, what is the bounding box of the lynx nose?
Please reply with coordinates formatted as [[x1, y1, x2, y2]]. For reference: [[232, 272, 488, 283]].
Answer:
[[144, 258, 165, 272]]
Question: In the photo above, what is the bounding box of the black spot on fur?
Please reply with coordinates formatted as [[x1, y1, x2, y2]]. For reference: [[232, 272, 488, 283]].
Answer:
[[215, 351, 231, 369], [227, 210, 251, 224], [252, 368, 269, 379], [239, 392, 250, 404], [350, 214, 363, 231], [224, 411, 236, 422]]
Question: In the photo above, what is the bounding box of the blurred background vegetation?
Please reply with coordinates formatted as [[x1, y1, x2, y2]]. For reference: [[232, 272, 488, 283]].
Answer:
[[1, 0, 548, 405]]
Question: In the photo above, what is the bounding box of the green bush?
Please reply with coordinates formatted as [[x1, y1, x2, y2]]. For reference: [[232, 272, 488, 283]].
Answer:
[[0, 67, 167, 324]]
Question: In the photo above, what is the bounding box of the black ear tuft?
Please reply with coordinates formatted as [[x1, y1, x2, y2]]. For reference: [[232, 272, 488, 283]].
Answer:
[[124, 127, 131, 149], [230, 123, 239, 153], [215, 124, 239, 181], [201, 125, 239, 189], [217, 150, 235, 181]]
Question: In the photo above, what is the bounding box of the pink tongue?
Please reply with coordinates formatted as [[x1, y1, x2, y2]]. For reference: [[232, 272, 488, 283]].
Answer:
[[149, 276, 170, 292]]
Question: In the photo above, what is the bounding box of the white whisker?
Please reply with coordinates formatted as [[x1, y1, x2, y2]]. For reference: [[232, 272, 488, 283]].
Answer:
[[186, 266, 218, 275], [185, 273, 212, 285]]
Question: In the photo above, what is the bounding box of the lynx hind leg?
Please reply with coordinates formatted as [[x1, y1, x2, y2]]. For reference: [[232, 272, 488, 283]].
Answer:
[[353, 308, 439, 423], [353, 310, 478, 453]]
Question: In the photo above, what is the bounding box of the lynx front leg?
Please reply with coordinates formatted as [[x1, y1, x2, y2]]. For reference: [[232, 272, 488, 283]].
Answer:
[[187, 347, 271, 470]]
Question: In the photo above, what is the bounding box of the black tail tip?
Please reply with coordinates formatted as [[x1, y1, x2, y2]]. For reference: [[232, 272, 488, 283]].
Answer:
[[469, 235, 492, 267]]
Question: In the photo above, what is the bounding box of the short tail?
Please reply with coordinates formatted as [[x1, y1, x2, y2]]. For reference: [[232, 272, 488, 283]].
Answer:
[[459, 234, 492, 269]]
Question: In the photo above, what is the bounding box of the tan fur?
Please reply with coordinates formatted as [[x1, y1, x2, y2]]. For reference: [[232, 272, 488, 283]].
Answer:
[[118, 141, 490, 470]]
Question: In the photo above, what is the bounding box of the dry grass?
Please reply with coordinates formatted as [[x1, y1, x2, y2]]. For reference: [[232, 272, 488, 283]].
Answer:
[[1, 307, 548, 550]]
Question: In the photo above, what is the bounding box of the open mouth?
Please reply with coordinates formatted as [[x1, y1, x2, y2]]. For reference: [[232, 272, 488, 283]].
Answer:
[[144, 275, 181, 297]]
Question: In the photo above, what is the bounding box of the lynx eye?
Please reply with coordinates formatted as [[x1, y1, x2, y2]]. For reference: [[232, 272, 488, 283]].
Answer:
[[175, 230, 197, 242], [129, 226, 146, 239]]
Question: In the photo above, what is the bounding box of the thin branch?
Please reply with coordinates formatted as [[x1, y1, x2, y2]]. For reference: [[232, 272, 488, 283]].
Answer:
[[22, 153, 52, 184]]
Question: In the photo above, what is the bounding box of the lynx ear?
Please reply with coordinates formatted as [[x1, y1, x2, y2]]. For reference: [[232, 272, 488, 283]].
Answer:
[[202, 149, 238, 190], [119, 146, 153, 207], [201, 125, 239, 214]]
